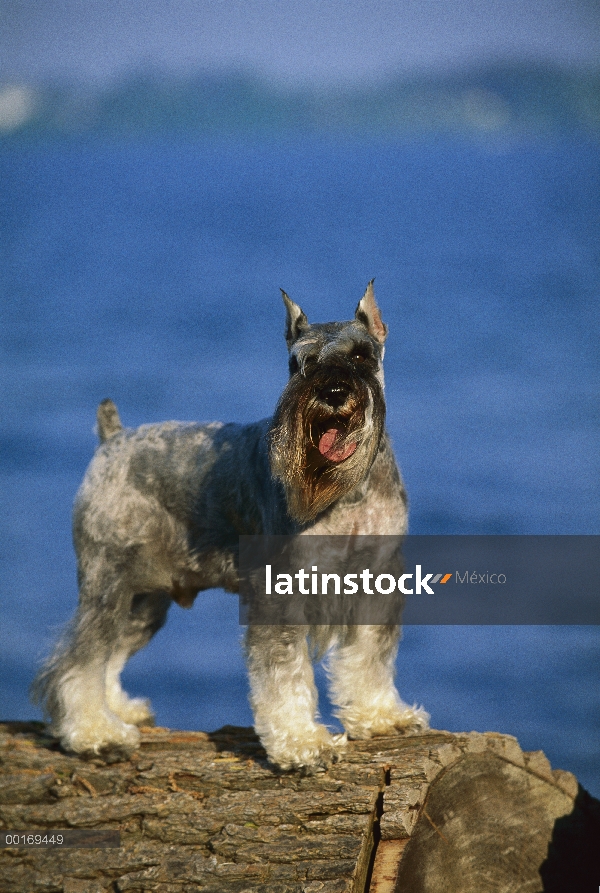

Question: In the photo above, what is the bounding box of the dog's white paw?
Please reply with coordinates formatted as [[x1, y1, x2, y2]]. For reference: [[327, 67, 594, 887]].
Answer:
[[106, 693, 155, 726], [265, 725, 347, 772], [340, 702, 430, 739], [59, 709, 141, 755]]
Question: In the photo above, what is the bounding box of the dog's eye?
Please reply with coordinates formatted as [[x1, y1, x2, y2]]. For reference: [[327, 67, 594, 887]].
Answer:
[[351, 351, 369, 364]]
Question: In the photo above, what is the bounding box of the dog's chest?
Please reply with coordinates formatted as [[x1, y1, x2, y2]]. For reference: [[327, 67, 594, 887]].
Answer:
[[308, 492, 407, 535]]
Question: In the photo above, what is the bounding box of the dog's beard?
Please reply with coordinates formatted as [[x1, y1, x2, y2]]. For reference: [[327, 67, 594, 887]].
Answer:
[[269, 370, 385, 523]]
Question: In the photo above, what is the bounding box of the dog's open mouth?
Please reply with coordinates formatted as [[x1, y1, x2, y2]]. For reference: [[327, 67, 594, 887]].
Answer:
[[317, 428, 358, 463]]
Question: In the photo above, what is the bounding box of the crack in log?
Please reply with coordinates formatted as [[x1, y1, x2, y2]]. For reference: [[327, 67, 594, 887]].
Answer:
[[361, 767, 390, 893]]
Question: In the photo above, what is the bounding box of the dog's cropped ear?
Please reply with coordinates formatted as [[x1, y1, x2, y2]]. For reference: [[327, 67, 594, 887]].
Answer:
[[355, 280, 388, 345], [281, 289, 309, 349]]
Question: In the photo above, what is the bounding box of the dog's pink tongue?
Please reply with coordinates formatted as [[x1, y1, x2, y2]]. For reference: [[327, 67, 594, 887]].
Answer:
[[318, 428, 357, 463]]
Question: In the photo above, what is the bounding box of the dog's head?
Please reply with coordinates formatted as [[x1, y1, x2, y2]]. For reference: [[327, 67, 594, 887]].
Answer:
[[269, 281, 388, 523]]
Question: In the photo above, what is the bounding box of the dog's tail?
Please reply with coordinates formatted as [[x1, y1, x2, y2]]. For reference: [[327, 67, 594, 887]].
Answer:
[[96, 398, 123, 442]]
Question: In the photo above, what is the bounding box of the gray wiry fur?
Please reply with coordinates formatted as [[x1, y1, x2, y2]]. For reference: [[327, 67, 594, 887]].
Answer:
[[32, 283, 429, 771]]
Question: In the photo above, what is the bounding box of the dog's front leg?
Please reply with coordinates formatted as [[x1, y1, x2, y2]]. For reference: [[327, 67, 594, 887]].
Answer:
[[245, 625, 341, 771], [328, 625, 429, 739]]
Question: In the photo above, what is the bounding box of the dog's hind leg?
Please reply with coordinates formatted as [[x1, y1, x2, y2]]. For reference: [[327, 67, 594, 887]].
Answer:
[[32, 603, 138, 754], [245, 625, 342, 771], [327, 625, 429, 739], [104, 590, 171, 726], [32, 562, 170, 755]]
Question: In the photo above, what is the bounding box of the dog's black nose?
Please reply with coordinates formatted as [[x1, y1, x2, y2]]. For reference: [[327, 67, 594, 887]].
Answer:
[[319, 384, 349, 409]]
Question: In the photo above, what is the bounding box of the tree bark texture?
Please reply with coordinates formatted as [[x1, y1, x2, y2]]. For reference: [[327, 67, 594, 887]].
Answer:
[[0, 722, 598, 893]]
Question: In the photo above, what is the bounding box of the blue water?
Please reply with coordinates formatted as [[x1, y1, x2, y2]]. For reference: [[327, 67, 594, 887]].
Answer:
[[1, 136, 598, 794]]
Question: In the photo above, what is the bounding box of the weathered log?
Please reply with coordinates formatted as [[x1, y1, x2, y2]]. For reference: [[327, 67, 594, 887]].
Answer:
[[0, 721, 598, 893]]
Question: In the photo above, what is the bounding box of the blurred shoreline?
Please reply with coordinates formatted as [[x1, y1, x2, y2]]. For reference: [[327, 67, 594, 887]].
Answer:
[[1, 62, 599, 142]]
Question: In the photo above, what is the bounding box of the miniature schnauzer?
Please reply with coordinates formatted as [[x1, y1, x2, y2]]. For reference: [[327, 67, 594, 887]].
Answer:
[[32, 282, 428, 771]]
